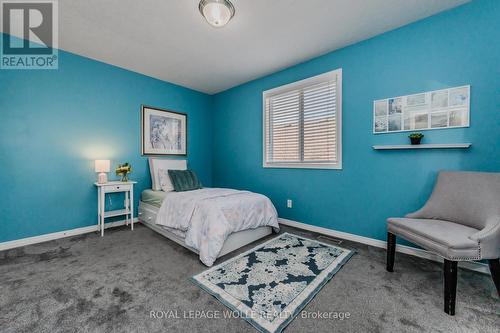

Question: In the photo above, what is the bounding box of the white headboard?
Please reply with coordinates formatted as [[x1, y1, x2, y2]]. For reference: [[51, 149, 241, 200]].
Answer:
[[148, 158, 187, 191]]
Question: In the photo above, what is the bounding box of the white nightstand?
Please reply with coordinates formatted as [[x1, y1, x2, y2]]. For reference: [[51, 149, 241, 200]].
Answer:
[[94, 181, 137, 236]]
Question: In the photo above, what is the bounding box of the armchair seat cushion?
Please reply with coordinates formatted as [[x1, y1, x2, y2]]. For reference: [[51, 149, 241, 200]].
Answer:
[[387, 217, 481, 260]]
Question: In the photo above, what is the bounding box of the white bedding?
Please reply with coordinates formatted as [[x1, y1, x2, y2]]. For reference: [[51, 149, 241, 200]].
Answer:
[[155, 188, 279, 266]]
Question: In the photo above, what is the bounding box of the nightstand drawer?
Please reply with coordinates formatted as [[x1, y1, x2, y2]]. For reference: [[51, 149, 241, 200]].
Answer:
[[103, 184, 132, 193]]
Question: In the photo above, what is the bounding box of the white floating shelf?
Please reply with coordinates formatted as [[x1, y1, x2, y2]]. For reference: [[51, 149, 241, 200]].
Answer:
[[373, 143, 472, 150]]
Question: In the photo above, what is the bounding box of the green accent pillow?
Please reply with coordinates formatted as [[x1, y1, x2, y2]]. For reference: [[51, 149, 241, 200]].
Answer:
[[168, 169, 202, 192]]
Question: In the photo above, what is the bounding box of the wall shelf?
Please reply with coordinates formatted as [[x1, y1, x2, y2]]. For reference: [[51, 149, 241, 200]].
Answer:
[[373, 143, 472, 150]]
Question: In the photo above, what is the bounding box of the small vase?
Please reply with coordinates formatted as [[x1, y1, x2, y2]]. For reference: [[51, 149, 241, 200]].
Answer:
[[410, 137, 422, 145], [120, 174, 129, 182]]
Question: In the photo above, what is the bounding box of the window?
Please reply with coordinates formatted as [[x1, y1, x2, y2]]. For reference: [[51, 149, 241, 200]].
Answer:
[[263, 69, 342, 169]]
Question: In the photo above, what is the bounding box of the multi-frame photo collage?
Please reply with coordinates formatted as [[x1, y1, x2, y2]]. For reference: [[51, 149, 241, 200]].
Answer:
[[373, 85, 470, 133]]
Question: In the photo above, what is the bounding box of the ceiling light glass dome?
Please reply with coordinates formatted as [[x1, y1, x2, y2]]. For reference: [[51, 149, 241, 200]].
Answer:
[[199, 0, 235, 28]]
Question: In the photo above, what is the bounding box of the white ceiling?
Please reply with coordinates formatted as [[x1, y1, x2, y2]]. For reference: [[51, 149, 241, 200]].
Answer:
[[7, 0, 469, 94]]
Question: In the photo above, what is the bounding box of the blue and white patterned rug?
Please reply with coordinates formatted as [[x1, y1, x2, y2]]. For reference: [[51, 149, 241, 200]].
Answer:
[[191, 232, 354, 333]]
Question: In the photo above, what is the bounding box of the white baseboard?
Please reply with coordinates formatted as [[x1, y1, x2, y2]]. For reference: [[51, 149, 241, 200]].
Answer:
[[278, 218, 490, 275], [1, 216, 490, 275], [0, 218, 139, 252]]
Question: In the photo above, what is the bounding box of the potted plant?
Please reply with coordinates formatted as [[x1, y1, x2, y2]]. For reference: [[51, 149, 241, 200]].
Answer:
[[408, 133, 424, 145], [115, 162, 132, 182]]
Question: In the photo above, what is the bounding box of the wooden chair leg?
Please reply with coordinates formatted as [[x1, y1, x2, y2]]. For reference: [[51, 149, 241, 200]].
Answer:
[[488, 259, 500, 296], [386, 232, 396, 272], [444, 260, 458, 315]]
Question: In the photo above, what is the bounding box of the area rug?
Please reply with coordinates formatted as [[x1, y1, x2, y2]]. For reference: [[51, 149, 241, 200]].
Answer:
[[191, 232, 354, 333]]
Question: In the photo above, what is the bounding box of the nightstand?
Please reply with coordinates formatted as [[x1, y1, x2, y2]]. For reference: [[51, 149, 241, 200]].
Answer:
[[94, 181, 137, 236]]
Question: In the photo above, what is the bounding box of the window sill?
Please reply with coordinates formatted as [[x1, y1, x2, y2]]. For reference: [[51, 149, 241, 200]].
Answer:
[[263, 163, 342, 170]]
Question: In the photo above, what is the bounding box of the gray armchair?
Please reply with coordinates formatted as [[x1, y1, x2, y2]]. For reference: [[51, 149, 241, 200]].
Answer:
[[386, 171, 500, 315]]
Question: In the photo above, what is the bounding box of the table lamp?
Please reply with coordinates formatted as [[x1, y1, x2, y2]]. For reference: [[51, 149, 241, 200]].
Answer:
[[95, 160, 110, 183]]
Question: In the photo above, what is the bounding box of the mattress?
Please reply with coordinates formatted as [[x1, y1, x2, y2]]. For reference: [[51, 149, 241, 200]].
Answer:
[[140, 190, 186, 239], [141, 189, 167, 208], [139, 200, 273, 260]]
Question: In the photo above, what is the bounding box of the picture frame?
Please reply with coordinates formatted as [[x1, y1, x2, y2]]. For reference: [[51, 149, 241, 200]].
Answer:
[[141, 105, 187, 156], [373, 85, 470, 134]]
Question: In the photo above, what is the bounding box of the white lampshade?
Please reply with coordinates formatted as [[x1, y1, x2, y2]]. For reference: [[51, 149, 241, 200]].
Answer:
[[199, 0, 235, 28], [95, 160, 110, 173]]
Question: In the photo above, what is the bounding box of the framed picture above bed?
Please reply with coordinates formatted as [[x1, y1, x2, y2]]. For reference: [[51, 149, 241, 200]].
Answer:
[[141, 105, 187, 156]]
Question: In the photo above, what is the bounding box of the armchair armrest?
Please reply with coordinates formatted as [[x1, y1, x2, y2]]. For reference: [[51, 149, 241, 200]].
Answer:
[[405, 208, 424, 219], [405, 204, 431, 219], [469, 216, 500, 260]]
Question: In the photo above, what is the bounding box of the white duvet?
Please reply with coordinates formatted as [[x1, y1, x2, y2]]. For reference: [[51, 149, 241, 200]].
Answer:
[[155, 188, 279, 266]]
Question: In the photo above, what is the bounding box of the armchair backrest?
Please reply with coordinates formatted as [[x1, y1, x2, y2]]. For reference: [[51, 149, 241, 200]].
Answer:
[[407, 171, 500, 230]]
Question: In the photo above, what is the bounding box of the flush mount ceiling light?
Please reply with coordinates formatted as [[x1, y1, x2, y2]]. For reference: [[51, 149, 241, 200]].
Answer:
[[199, 0, 235, 28]]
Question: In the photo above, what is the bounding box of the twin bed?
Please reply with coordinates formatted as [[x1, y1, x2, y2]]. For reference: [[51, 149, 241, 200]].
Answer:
[[138, 159, 279, 266]]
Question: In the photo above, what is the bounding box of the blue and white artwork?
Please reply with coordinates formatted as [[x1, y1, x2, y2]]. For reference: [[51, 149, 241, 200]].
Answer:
[[142, 106, 187, 155], [149, 115, 181, 150], [449, 86, 469, 106]]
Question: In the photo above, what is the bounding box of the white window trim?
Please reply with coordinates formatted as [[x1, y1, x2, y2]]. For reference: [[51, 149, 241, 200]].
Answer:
[[262, 68, 342, 170]]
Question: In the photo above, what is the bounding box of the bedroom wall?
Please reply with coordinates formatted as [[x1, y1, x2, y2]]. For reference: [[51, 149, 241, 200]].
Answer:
[[0, 38, 213, 243], [212, 0, 500, 243]]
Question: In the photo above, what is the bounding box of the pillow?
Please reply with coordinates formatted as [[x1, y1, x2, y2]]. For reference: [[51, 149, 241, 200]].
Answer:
[[149, 158, 187, 191], [158, 169, 174, 192], [168, 169, 202, 192]]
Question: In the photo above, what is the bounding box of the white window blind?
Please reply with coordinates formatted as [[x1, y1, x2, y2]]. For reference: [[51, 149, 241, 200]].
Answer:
[[263, 69, 342, 169]]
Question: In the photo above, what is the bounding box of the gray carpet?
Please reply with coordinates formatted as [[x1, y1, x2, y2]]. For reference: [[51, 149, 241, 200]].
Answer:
[[0, 224, 498, 333]]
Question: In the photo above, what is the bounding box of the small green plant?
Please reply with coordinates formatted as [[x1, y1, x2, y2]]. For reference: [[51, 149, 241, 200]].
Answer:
[[408, 133, 424, 139], [408, 133, 424, 145]]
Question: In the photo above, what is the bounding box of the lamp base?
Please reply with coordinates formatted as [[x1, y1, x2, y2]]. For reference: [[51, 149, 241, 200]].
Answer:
[[97, 173, 108, 184]]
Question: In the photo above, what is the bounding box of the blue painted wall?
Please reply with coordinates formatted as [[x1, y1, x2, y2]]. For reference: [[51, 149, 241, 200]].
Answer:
[[212, 0, 500, 242], [0, 38, 213, 242], [1, 1, 498, 245]]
